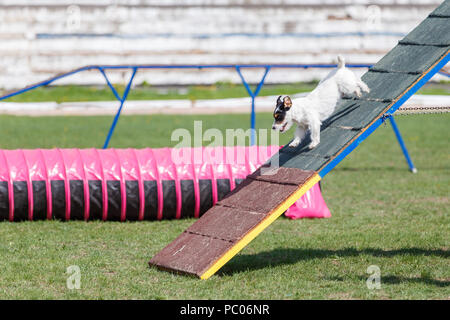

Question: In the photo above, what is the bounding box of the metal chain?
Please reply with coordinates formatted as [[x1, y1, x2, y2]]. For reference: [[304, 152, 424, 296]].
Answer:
[[395, 105, 450, 115]]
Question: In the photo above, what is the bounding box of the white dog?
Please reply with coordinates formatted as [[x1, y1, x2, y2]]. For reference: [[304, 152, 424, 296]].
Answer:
[[272, 55, 370, 149]]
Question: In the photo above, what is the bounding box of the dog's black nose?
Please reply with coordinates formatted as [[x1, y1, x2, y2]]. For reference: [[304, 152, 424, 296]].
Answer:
[[272, 126, 276, 130]]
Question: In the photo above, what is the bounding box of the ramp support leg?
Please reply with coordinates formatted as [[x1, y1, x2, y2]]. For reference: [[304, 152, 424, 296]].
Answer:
[[388, 115, 417, 173], [235, 66, 271, 145], [102, 67, 138, 149]]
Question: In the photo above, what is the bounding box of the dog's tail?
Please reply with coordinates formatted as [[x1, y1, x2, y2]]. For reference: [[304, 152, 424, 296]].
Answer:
[[337, 55, 345, 69]]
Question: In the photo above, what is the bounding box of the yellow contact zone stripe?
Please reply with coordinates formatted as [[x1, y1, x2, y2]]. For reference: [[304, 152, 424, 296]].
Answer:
[[200, 173, 321, 280]]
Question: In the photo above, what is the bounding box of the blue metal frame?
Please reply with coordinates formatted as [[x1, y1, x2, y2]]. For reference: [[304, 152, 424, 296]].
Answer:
[[0, 63, 377, 148], [101, 67, 138, 149], [0, 62, 448, 165]]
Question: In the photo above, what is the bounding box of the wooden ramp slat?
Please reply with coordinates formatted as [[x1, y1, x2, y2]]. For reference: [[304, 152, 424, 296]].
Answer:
[[149, 168, 319, 278]]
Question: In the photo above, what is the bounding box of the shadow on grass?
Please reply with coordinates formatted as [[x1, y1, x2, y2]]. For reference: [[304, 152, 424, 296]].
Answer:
[[219, 247, 449, 286], [327, 275, 449, 287]]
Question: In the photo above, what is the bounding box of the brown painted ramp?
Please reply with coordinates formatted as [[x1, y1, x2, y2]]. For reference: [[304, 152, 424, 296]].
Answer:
[[149, 167, 319, 279], [150, 1, 450, 279]]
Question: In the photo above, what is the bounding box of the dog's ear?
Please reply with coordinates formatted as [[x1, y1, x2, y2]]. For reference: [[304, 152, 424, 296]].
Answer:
[[283, 96, 292, 110], [276, 96, 282, 105]]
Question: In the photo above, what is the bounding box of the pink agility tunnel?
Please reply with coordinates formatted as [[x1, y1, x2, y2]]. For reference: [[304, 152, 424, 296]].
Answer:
[[0, 146, 330, 221]]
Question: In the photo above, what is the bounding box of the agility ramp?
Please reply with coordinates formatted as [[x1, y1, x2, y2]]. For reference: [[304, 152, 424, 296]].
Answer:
[[149, 2, 450, 279]]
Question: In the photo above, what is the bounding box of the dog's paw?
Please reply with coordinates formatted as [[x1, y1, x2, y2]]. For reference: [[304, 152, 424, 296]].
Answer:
[[288, 139, 300, 148], [308, 141, 319, 149]]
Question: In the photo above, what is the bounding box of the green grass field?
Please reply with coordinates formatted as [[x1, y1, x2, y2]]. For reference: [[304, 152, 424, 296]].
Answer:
[[1, 81, 449, 103], [0, 111, 448, 299]]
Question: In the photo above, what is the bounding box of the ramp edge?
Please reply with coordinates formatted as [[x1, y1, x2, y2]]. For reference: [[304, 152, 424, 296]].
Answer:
[[199, 172, 321, 279]]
